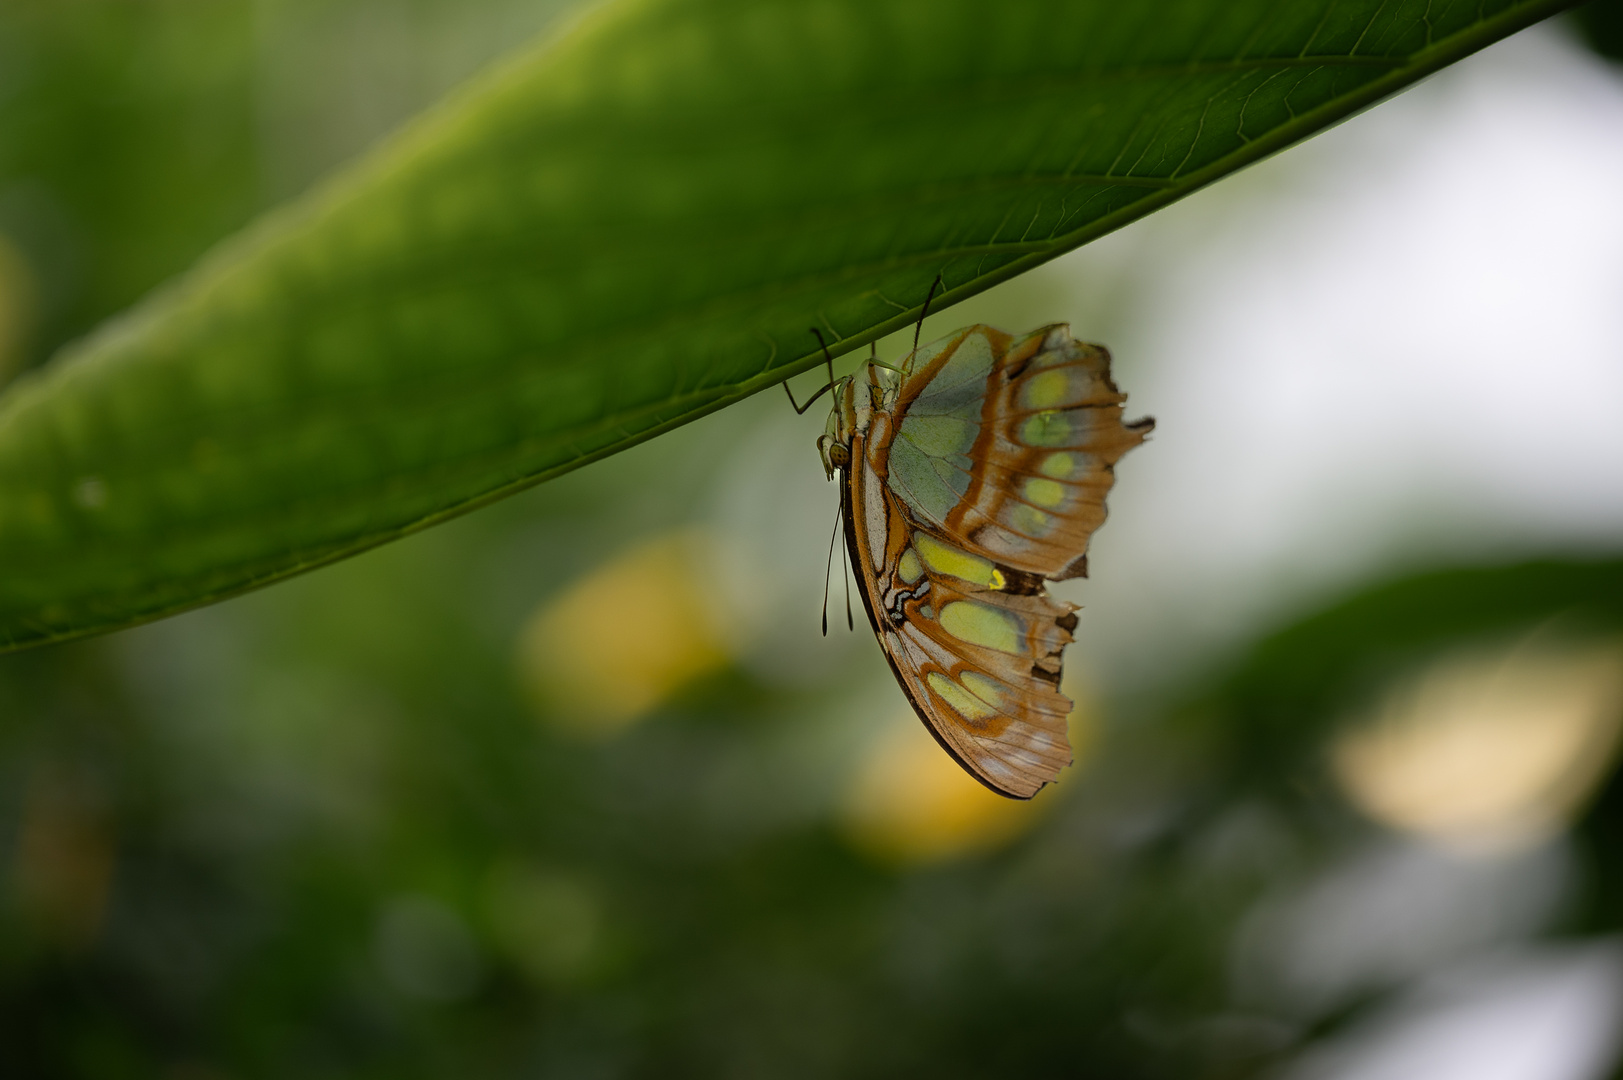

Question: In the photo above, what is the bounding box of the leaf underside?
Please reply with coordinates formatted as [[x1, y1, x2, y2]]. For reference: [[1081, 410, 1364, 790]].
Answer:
[[0, 0, 1572, 651]]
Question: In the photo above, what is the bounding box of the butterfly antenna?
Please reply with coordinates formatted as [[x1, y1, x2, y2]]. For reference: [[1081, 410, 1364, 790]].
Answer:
[[821, 489, 842, 636], [911, 274, 943, 358], [785, 329, 841, 414]]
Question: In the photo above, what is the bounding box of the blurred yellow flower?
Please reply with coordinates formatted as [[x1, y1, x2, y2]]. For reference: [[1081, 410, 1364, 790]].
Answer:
[[1333, 630, 1623, 854], [516, 530, 730, 734], [842, 677, 1095, 864]]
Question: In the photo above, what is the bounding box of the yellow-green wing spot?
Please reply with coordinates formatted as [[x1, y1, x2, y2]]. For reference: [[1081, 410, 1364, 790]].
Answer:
[[1020, 411, 1078, 447], [926, 671, 999, 722], [1014, 343, 1117, 410], [1021, 477, 1066, 508], [958, 671, 1007, 711], [915, 534, 1005, 589], [939, 601, 1021, 654], [1020, 368, 1078, 410], [897, 547, 924, 585], [1038, 452, 1078, 480]]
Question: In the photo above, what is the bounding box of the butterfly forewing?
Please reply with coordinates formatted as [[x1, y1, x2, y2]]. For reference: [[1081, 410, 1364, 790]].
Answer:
[[842, 323, 1151, 799], [890, 325, 1151, 581]]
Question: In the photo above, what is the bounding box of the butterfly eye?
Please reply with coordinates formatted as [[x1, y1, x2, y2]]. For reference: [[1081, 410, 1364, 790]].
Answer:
[[817, 435, 851, 480]]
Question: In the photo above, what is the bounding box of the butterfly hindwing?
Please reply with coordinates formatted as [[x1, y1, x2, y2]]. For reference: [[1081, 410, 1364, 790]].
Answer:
[[846, 466, 1077, 798]]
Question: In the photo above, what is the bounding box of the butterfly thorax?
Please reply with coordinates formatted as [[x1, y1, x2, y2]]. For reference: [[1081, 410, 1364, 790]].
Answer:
[[817, 364, 900, 479]]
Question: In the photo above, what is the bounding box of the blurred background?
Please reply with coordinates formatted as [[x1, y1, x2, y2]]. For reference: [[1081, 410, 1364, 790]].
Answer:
[[3, 2, 1623, 1077]]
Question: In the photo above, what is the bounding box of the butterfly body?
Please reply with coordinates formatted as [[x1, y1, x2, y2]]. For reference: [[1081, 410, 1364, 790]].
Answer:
[[819, 324, 1152, 799]]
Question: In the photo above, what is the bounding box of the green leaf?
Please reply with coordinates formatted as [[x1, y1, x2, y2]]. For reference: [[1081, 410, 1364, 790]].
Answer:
[[0, 0, 1573, 651]]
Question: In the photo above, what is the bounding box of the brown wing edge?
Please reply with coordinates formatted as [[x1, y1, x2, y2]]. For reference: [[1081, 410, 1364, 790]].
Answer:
[[1052, 413, 1157, 580]]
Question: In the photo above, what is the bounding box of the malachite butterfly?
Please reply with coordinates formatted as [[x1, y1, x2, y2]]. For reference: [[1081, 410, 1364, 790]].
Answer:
[[790, 303, 1153, 799]]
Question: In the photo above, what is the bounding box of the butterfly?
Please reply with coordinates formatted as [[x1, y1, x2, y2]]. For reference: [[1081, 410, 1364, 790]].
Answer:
[[787, 289, 1153, 799]]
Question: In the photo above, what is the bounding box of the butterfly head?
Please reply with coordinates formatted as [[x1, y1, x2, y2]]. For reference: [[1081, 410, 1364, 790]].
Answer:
[[815, 362, 901, 478], [815, 374, 855, 479]]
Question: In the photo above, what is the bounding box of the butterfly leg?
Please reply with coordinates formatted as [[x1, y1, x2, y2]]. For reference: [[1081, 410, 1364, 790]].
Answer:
[[782, 329, 842, 415]]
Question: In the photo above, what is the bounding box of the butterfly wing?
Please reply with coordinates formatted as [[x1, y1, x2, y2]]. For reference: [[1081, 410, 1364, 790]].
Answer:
[[844, 325, 1150, 799], [883, 324, 1152, 580]]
